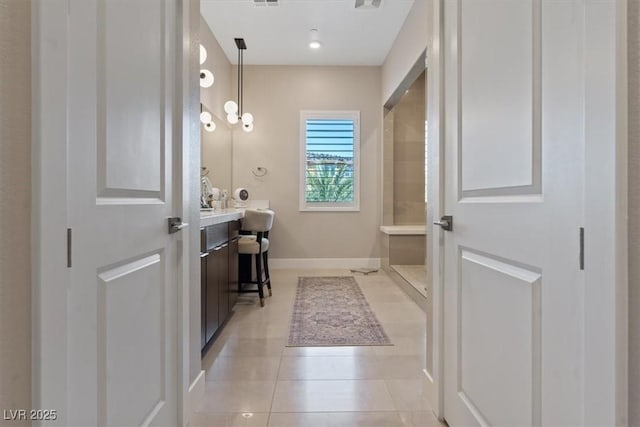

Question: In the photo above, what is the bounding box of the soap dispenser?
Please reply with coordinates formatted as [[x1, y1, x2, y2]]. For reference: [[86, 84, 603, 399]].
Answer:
[[221, 189, 228, 210]]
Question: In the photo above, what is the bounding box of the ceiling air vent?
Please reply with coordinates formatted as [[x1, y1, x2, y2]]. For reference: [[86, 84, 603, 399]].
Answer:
[[355, 0, 381, 9], [253, 0, 279, 6]]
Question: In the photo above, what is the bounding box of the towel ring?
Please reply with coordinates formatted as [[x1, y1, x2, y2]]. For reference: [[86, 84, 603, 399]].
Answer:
[[252, 167, 268, 177]]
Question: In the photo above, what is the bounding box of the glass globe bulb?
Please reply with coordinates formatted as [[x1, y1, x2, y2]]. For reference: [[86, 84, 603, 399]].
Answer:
[[241, 112, 254, 125], [204, 121, 216, 132], [243, 122, 254, 133], [227, 114, 239, 125], [200, 111, 212, 124], [199, 44, 207, 65], [224, 100, 238, 115], [200, 69, 214, 88]]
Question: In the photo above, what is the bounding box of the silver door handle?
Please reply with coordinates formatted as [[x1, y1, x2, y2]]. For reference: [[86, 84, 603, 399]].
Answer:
[[168, 217, 189, 234], [434, 215, 453, 231]]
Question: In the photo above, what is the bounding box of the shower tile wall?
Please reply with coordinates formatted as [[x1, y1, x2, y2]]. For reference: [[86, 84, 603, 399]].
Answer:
[[389, 235, 426, 265], [383, 111, 395, 226], [393, 72, 426, 225]]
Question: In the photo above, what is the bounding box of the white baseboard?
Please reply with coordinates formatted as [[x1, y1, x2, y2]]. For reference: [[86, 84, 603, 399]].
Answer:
[[423, 368, 440, 420], [270, 258, 381, 270], [187, 370, 205, 420], [423, 367, 434, 384]]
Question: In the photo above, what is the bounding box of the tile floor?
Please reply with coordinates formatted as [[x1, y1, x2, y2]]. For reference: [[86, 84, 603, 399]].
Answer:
[[191, 268, 444, 427]]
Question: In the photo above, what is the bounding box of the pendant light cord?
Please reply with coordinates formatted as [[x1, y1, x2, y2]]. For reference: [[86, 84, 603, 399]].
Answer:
[[240, 48, 244, 116], [237, 48, 242, 116]]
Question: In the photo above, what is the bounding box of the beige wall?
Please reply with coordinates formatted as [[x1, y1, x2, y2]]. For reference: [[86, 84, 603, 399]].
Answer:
[[629, 3, 639, 425], [232, 65, 382, 260], [381, 0, 431, 104], [393, 71, 426, 225], [0, 0, 31, 423]]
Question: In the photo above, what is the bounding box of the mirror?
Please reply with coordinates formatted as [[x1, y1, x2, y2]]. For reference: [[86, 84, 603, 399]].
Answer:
[[201, 105, 232, 201]]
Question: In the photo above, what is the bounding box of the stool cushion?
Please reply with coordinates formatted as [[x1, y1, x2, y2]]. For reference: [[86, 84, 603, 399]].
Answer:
[[241, 209, 275, 233], [238, 236, 269, 255]]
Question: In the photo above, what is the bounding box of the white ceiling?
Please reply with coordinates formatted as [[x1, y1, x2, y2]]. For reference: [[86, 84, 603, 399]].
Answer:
[[200, 0, 415, 66]]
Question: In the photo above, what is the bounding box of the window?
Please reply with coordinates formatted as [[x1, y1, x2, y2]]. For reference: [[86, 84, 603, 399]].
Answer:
[[299, 111, 360, 211]]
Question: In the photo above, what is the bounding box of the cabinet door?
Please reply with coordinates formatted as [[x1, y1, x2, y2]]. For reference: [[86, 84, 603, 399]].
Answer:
[[217, 244, 230, 324], [228, 238, 239, 310], [206, 249, 220, 342], [200, 254, 208, 350]]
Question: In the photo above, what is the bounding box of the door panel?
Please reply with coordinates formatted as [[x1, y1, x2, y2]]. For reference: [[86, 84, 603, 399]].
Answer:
[[206, 250, 220, 342], [459, 0, 540, 196], [201, 254, 208, 350], [228, 238, 239, 309], [218, 245, 230, 323], [458, 250, 541, 427], [66, 0, 180, 425], [98, 254, 165, 426], [442, 0, 585, 426], [97, 0, 164, 198]]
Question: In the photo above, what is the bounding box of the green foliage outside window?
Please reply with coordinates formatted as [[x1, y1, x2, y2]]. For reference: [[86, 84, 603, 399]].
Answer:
[[305, 157, 354, 202]]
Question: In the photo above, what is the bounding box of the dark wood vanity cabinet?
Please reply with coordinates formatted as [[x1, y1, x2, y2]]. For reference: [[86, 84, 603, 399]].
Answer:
[[215, 244, 230, 328], [200, 255, 207, 350], [200, 220, 240, 352], [228, 220, 239, 309]]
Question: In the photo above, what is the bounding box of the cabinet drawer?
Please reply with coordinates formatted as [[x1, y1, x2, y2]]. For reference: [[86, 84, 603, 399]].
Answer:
[[201, 223, 228, 252]]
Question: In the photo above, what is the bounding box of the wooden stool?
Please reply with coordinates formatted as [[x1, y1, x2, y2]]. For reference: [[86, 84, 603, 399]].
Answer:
[[237, 209, 275, 307]]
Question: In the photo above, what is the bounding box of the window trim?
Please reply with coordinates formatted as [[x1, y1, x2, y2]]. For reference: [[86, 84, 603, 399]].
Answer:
[[299, 110, 361, 212]]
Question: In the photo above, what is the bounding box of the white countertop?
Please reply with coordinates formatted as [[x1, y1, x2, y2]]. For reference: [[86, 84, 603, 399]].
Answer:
[[200, 209, 244, 227], [199, 200, 271, 227]]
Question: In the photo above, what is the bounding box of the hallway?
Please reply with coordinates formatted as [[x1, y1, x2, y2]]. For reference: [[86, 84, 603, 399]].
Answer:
[[190, 268, 443, 427]]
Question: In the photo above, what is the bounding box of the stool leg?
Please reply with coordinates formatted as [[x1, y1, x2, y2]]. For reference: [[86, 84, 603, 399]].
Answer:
[[238, 253, 250, 290], [263, 251, 272, 296], [255, 253, 265, 307]]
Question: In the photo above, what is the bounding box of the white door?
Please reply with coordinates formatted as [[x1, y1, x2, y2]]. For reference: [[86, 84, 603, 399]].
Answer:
[[441, 1, 589, 425], [65, 0, 182, 425]]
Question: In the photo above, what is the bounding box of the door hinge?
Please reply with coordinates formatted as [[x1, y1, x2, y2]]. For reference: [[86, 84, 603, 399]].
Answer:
[[67, 228, 72, 268], [579, 227, 584, 271]]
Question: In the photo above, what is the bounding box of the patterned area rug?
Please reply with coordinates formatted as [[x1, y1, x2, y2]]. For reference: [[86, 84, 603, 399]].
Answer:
[[287, 276, 392, 347]]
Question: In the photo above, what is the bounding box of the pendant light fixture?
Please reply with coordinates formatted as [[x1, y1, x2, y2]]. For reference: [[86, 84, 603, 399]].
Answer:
[[200, 44, 215, 88], [200, 103, 216, 132], [224, 38, 254, 133]]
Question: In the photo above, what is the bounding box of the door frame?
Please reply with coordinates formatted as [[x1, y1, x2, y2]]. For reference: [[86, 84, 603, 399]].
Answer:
[[425, 0, 445, 418], [31, 1, 197, 425], [426, 0, 629, 424]]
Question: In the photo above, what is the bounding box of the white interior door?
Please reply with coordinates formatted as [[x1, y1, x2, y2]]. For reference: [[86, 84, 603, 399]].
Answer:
[[65, 0, 182, 425], [441, 1, 588, 425]]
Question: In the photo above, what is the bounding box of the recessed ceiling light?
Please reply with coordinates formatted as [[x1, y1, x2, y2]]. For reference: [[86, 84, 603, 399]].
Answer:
[[355, 0, 382, 9], [309, 29, 322, 49], [252, 0, 278, 6]]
